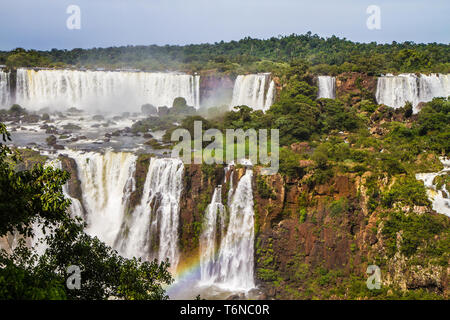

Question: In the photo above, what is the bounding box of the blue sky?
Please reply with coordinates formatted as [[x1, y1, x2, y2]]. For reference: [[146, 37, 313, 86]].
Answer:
[[0, 0, 448, 50]]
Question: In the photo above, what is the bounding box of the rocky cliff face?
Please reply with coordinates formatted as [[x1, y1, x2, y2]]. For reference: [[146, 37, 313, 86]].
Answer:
[[336, 72, 377, 105], [178, 164, 225, 265], [199, 71, 235, 108], [59, 155, 82, 202], [253, 167, 366, 299], [250, 160, 448, 299]]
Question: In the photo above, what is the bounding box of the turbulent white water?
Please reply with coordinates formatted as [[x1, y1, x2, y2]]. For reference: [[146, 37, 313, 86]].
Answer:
[[376, 73, 450, 112], [317, 76, 336, 99], [0, 70, 11, 107], [16, 68, 201, 112], [230, 74, 275, 111], [416, 158, 450, 217], [64, 150, 137, 248], [118, 157, 184, 272], [200, 167, 255, 291]]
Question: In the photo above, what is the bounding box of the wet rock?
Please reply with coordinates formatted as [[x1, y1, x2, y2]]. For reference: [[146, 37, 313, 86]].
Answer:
[[46, 135, 57, 146], [143, 133, 153, 138], [62, 123, 81, 130], [92, 115, 104, 121], [53, 144, 65, 150], [45, 126, 59, 134], [142, 103, 157, 116], [157, 106, 169, 116], [22, 114, 41, 123], [67, 107, 83, 114]]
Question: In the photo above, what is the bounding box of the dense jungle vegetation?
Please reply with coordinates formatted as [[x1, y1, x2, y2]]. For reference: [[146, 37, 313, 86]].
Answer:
[[1, 32, 449, 75]]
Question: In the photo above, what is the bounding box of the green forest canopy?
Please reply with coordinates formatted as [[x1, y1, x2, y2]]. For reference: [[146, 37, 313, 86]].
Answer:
[[1, 32, 449, 75]]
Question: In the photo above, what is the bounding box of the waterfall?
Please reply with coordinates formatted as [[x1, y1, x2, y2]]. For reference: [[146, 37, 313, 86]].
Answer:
[[317, 76, 336, 99], [199, 186, 226, 284], [118, 158, 184, 272], [264, 80, 276, 110], [376, 73, 450, 112], [36, 152, 184, 272], [15, 68, 201, 112], [0, 70, 11, 107], [199, 167, 255, 291], [230, 74, 275, 111], [416, 157, 450, 217], [63, 150, 137, 248]]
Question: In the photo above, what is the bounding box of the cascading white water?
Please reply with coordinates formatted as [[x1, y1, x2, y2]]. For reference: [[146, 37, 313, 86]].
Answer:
[[230, 74, 275, 111], [0, 70, 11, 107], [376, 73, 450, 112], [317, 76, 336, 99], [416, 158, 450, 217], [264, 80, 276, 110], [31, 152, 184, 273], [199, 186, 226, 284], [118, 158, 184, 272], [63, 150, 137, 248], [15, 68, 201, 112], [199, 167, 255, 291]]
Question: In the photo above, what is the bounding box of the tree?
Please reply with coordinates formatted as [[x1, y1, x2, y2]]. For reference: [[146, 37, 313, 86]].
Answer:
[[0, 122, 174, 300]]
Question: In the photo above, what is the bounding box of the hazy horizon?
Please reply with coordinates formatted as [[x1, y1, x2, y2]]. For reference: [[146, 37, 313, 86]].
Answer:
[[0, 0, 448, 51]]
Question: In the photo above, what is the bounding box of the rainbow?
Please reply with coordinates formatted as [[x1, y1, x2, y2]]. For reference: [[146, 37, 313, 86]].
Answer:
[[165, 242, 253, 300]]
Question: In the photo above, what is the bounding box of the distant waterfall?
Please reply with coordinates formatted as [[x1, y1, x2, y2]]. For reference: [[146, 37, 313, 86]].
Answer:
[[15, 68, 201, 112], [376, 74, 450, 112], [230, 74, 275, 111], [118, 158, 184, 272], [64, 150, 137, 248], [0, 70, 11, 107], [416, 158, 450, 217], [200, 166, 255, 291], [317, 76, 336, 99]]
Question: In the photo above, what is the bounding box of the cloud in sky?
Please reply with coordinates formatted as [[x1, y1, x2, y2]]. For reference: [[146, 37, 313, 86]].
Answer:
[[0, 0, 448, 50]]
